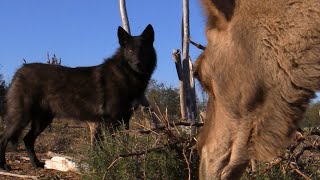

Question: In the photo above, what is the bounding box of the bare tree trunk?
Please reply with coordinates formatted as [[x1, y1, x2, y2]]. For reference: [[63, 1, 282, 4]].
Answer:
[[173, 0, 197, 122], [119, 0, 131, 34], [189, 57, 197, 121], [182, 0, 196, 122]]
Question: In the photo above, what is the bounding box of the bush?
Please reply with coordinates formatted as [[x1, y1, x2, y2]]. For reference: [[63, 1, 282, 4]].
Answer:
[[81, 122, 199, 180], [303, 102, 320, 127]]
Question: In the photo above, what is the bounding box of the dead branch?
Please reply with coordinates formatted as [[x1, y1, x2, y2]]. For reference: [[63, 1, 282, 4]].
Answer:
[[172, 49, 183, 81], [151, 97, 167, 126], [289, 163, 311, 180], [0, 171, 38, 180], [46, 53, 62, 65], [152, 99, 174, 139], [139, 96, 161, 128], [172, 49, 187, 119], [107, 157, 123, 170], [117, 121, 204, 135], [106, 139, 189, 171], [47, 52, 50, 64], [189, 38, 206, 50], [182, 142, 191, 180], [103, 156, 123, 180], [141, 121, 203, 135]]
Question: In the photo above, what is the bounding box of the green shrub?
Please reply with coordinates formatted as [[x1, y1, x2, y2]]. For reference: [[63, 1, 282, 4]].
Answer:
[[80, 125, 199, 180]]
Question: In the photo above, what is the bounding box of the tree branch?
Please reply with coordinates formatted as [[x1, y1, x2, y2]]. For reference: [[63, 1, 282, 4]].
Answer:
[[189, 38, 206, 50], [289, 163, 312, 180], [106, 140, 190, 171], [130, 121, 204, 135], [172, 49, 183, 81]]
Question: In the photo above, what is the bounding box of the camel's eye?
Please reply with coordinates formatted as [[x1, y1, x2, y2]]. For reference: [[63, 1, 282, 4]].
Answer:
[[193, 69, 199, 80], [194, 52, 205, 84]]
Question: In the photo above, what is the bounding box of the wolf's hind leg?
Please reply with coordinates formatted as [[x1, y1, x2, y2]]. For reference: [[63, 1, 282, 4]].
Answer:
[[0, 136, 10, 171], [87, 122, 104, 149], [0, 113, 31, 171], [23, 113, 53, 168]]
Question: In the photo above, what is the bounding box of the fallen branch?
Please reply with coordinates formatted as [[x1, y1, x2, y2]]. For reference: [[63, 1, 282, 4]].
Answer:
[[116, 121, 204, 136], [0, 171, 38, 180], [289, 163, 311, 180], [106, 139, 191, 171], [119, 140, 183, 158], [138, 121, 203, 134]]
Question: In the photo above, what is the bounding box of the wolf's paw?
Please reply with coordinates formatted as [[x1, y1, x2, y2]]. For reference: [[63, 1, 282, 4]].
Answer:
[[0, 164, 12, 171], [32, 161, 45, 169]]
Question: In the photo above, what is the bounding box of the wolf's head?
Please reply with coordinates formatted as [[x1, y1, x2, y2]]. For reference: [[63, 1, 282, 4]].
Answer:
[[117, 24, 157, 75]]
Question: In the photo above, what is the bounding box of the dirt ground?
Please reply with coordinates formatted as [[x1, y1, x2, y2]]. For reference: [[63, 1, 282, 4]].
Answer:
[[0, 119, 318, 180], [0, 152, 80, 180], [0, 121, 88, 180], [0, 114, 157, 180]]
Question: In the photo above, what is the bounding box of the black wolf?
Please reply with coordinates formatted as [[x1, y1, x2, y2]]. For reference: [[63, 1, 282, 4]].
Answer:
[[0, 24, 156, 170]]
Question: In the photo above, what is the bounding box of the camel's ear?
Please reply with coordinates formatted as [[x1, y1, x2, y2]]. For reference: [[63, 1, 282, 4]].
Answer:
[[201, 0, 236, 30]]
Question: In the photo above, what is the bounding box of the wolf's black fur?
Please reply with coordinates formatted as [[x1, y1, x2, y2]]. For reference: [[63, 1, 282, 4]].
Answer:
[[0, 24, 156, 170]]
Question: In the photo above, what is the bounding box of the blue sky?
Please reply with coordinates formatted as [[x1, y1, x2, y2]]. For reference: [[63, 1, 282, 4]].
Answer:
[[0, 0, 206, 87]]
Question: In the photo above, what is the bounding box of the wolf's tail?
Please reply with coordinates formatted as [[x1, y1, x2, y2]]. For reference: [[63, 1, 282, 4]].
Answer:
[[3, 89, 33, 147]]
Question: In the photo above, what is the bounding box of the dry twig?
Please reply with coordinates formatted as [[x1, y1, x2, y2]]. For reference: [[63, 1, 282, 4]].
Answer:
[[0, 171, 38, 180], [182, 142, 191, 180], [189, 38, 206, 50], [289, 163, 311, 180]]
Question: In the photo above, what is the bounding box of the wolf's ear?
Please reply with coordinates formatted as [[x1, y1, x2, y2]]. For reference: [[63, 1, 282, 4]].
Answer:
[[118, 26, 131, 46], [141, 24, 154, 43]]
